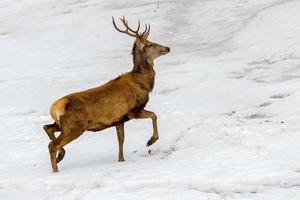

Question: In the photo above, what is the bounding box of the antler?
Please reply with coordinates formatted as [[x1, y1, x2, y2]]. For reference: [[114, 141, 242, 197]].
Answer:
[[112, 16, 150, 40]]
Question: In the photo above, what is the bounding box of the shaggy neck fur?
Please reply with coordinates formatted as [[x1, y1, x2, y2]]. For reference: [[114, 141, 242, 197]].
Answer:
[[131, 42, 155, 91]]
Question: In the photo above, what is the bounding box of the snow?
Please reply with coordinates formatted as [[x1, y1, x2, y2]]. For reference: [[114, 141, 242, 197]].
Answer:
[[1, 0, 300, 199]]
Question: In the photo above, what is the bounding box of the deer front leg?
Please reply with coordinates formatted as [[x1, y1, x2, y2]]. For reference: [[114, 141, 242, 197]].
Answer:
[[116, 123, 125, 162], [128, 109, 159, 147]]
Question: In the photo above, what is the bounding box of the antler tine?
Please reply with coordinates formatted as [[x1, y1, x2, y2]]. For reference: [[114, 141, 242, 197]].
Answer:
[[141, 24, 148, 37], [120, 16, 141, 37], [126, 20, 141, 36], [119, 16, 128, 28], [137, 20, 141, 33], [112, 16, 137, 38], [112, 17, 126, 33], [146, 23, 150, 35], [112, 16, 150, 39], [141, 23, 150, 40], [120, 16, 142, 37]]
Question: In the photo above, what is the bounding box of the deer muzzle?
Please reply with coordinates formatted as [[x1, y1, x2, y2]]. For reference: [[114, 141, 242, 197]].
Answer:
[[162, 47, 170, 55]]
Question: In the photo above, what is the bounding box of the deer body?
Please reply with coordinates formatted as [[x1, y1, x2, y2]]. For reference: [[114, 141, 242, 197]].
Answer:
[[44, 17, 170, 172], [51, 70, 153, 131]]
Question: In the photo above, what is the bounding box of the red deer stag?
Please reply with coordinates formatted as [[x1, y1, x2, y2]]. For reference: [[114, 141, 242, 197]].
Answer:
[[43, 16, 170, 172]]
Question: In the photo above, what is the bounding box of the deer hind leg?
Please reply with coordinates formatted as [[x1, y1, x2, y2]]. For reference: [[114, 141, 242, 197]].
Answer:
[[48, 131, 83, 172], [43, 123, 65, 163], [43, 123, 60, 140], [128, 109, 159, 147], [116, 123, 125, 162]]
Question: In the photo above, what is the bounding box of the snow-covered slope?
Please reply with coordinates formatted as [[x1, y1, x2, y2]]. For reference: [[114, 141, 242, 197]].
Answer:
[[1, 0, 300, 199]]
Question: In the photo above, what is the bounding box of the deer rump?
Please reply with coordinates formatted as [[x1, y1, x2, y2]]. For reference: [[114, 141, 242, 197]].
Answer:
[[50, 74, 149, 131]]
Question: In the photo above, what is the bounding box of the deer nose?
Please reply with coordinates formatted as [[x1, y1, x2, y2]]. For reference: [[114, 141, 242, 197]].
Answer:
[[166, 47, 170, 52]]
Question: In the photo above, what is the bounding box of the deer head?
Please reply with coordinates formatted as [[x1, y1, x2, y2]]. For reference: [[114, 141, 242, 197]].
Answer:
[[112, 16, 170, 70]]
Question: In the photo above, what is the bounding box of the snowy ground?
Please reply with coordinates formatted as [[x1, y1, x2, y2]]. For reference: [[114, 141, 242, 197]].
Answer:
[[1, 0, 300, 199]]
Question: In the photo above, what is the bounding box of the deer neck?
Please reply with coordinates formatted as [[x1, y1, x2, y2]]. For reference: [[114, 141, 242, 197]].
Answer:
[[132, 52, 155, 92]]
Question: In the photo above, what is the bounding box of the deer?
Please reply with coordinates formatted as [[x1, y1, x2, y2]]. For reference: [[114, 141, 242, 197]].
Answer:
[[43, 16, 170, 172]]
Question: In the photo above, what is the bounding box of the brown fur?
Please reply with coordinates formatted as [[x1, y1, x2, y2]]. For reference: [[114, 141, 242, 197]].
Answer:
[[44, 18, 170, 172]]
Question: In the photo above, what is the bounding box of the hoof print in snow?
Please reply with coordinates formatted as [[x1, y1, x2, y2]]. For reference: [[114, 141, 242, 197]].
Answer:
[[270, 93, 290, 99], [245, 113, 267, 120], [258, 102, 272, 107], [0, 32, 9, 36], [159, 87, 180, 94], [253, 78, 265, 83], [231, 75, 244, 79], [62, 10, 72, 15], [229, 72, 245, 79], [224, 111, 236, 116]]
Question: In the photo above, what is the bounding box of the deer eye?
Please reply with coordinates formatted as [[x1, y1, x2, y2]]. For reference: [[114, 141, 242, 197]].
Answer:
[[148, 44, 154, 47]]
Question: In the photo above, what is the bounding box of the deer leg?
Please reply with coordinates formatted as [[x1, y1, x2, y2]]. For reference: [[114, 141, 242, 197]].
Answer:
[[44, 123, 65, 163], [48, 130, 83, 172], [116, 123, 125, 162], [48, 140, 59, 172], [43, 123, 60, 140], [128, 109, 159, 147]]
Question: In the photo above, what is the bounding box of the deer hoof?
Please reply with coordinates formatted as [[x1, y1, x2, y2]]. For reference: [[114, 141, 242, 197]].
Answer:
[[56, 153, 65, 163], [56, 148, 65, 163], [146, 136, 158, 147]]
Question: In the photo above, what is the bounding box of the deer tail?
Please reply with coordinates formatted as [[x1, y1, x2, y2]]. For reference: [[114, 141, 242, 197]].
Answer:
[[50, 98, 69, 127]]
